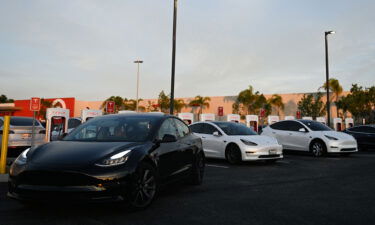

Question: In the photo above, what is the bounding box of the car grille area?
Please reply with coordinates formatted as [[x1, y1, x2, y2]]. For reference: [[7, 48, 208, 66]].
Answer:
[[259, 154, 280, 158], [341, 148, 357, 152], [16, 171, 99, 186]]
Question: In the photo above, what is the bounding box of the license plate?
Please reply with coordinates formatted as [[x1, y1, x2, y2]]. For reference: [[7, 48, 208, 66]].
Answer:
[[22, 134, 31, 138], [269, 149, 277, 155]]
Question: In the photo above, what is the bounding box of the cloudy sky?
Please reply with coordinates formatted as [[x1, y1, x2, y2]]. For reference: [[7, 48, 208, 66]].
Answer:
[[0, 0, 374, 101]]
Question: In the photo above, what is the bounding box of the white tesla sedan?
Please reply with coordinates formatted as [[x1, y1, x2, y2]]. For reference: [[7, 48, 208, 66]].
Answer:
[[261, 119, 358, 156], [189, 121, 283, 164]]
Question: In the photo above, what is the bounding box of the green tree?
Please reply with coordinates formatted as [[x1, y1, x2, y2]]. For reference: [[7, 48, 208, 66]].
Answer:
[[268, 94, 284, 116], [297, 93, 326, 119], [174, 99, 186, 113], [123, 98, 145, 112], [158, 91, 170, 113], [0, 94, 14, 103], [321, 78, 343, 117], [188, 95, 211, 114]]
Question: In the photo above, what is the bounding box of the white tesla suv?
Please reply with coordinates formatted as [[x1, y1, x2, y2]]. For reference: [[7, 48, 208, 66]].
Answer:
[[189, 121, 283, 164], [261, 119, 358, 157]]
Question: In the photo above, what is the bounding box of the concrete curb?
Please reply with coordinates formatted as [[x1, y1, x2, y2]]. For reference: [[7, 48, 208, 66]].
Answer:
[[0, 174, 9, 182]]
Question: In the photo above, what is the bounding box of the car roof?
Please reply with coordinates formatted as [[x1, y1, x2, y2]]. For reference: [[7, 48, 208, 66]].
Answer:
[[101, 112, 171, 119]]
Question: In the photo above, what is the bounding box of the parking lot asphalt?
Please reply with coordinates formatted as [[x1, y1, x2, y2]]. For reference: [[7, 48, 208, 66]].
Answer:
[[1, 152, 375, 225]]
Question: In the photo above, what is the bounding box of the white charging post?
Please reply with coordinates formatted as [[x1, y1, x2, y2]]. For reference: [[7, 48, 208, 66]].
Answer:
[[227, 114, 240, 123], [178, 113, 194, 125], [268, 115, 279, 125], [200, 113, 215, 122], [316, 117, 327, 125], [333, 118, 343, 131], [302, 116, 313, 120], [81, 109, 102, 123], [246, 115, 259, 132], [46, 108, 70, 142], [284, 116, 295, 120], [345, 118, 354, 129]]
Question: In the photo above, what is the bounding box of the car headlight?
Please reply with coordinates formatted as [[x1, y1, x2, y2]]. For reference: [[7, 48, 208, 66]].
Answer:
[[325, 135, 338, 141], [96, 150, 131, 167], [15, 148, 30, 165], [241, 139, 258, 146]]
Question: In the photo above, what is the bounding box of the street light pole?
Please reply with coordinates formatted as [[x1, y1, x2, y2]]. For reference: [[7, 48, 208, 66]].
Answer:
[[325, 31, 334, 127], [170, 0, 178, 115], [134, 60, 143, 112]]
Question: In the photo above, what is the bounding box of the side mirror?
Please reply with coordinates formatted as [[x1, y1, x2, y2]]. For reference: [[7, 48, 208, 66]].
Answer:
[[299, 128, 308, 133], [58, 133, 68, 140], [213, 131, 221, 137], [161, 134, 177, 143]]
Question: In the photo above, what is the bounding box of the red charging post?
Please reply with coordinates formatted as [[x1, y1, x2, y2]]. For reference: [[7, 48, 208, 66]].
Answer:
[[106, 101, 115, 114], [30, 97, 41, 149], [218, 107, 224, 117]]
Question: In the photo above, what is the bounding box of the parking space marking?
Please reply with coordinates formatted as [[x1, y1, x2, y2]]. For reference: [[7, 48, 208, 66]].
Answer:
[[207, 164, 229, 169]]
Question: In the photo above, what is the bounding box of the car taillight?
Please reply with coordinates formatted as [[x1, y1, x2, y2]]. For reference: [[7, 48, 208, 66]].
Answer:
[[39, 130, 46, 134]]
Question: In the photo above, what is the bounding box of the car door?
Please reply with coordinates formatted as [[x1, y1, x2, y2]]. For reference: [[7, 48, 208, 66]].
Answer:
[[190, 123, 214, 157], [201, 123, 225, 158], [269, 121, 292, 149], [361, 126, 375, 148], [173, 118, 194, 173], [285, 121, 311, 151], [156, 118, 184, 181]]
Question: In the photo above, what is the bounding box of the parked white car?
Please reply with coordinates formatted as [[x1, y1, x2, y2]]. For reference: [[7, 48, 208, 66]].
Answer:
[[261, 119, 358, 156], [189, 121, 283, 164]]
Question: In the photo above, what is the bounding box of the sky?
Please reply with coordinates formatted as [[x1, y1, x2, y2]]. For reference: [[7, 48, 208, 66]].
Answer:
[[0, 0, 374, 101]]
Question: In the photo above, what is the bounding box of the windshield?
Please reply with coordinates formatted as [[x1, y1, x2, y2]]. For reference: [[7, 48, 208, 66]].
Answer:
[[64, 116, 159, 142], [300, 120, 332, 131], [213, 122, 257, 135]]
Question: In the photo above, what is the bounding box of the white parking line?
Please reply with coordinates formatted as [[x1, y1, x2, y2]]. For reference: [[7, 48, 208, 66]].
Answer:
[[207, 164, 229, 169]]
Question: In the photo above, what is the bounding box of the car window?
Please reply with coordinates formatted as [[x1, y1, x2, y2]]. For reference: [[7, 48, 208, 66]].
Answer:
[[157, 118, 178, 140], [213, 122, 256, 135], [270, 121, 291, 131], [203, 124, 219, 135], [350, 126, 375, 133], [68, 118, 81, 129], [300, 120, 332, 131], [174, 119, 190, 137], [288, 121, 306, 132], [190, 123, 204, 134], [9, 117, 40, 126]]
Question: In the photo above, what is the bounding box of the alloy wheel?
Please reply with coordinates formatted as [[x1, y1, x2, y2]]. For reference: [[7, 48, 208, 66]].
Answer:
[[130, 167, 156, 208], [312, 142, 324, 157]]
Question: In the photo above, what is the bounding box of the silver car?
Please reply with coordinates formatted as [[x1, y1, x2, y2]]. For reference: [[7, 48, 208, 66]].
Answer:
[[0, 116, 46, 156]]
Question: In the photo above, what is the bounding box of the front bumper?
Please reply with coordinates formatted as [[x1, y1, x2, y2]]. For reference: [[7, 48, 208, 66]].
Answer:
[[241, 144, 283, 161], [326, 140, 358, 153], [7, 171, 130, 203]]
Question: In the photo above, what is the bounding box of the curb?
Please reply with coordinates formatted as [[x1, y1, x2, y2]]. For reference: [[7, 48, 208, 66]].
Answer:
[[0, 174, 9, 182]]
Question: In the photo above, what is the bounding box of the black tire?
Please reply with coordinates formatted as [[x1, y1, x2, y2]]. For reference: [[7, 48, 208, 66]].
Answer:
[[126, 162, 158, 210], [225, 144, 242, 164], [189, 152, 205, 185], [310, 140, 326, 157]]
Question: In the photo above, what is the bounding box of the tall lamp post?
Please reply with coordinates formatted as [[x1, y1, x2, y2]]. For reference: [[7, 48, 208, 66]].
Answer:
[[170, 0, 178, 115], [134, 60, 143, 112], [325, 30, 335, 127]]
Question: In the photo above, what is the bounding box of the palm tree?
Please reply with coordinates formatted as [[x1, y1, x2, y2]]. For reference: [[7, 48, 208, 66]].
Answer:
[[188, 96, 211, 114], [321, 78, 343, 117], [101, 96, 125, 113], [268, 94, 284, 116], [173, 99, 186, 113]]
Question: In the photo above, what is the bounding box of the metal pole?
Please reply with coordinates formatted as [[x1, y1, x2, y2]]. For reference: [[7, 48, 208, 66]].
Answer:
[[0, 115, 10, 174], [31, 111, 36, 149], [325, 33, 331, 127], [136, 62, 140, 112], [170, 0, 178, 115]]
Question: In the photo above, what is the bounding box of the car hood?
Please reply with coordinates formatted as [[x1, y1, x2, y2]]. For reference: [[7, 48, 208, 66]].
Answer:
[[28, 141, 143, 167], [234, 135, 279, 145], [319, 131, 354, 140]]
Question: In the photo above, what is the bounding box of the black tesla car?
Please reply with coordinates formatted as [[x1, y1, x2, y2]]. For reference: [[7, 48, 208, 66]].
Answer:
[[8, 113, 205, 209], [343, 125, 375, 151]]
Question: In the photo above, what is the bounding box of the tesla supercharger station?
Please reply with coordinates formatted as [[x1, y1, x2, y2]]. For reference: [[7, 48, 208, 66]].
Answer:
[[178, 113, 194, 125], [284, 116, 295, 120], [302, 116, 313, 120], [316, 117, 326, 125], [246, 115, 259, 132], [333, 118, 343, 131], [46, 108, 69, 142], [345, 118, 354, 129], [200, 113, 215, 122], [81, 109, 102, 122], [227, 114, 240, 123], [268, 116, 279, 125]]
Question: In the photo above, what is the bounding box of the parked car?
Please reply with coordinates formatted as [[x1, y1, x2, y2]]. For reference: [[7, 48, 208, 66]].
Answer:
[[261, 120, 358, 157], [0, 116, 46, 157], [343, 125, 375, 151], [50, 118, 82, 141], [8, 113, 205, 209], [189, 121, 282, 164]]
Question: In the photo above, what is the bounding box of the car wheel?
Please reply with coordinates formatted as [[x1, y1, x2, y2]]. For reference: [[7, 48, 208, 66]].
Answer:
[[225, 144, 242, 164], [189, 152, 205, 185], [310, 140, 326, 157], [127, 162, 158, 209]]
